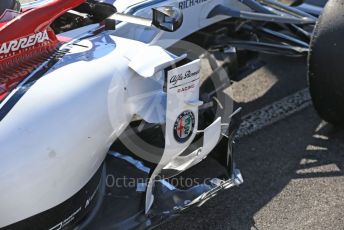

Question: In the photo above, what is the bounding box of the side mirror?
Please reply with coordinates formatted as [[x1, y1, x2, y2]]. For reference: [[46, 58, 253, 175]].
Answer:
[[152, 6, 183, 32]]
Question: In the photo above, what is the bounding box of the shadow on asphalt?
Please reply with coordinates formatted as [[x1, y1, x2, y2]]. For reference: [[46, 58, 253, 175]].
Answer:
[[120, 51, 342, 229], [158, 107, 344, 230], [231, 54, 308, 116]]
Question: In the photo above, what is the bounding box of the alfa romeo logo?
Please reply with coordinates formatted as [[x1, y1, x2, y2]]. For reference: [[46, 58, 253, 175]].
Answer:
[[173, 110, 195, 143]]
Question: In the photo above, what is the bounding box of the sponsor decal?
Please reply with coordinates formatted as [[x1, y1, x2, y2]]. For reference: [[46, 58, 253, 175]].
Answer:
[[0, 30, 50, 55], [173, 110, 195, 143], [0, 42, 66, 122], [85, 183, 100, 208], [49, 207, 81, 230], [169, 69, 200, 87], [177, 84, 195, 93], [179, 0, 208, 10]]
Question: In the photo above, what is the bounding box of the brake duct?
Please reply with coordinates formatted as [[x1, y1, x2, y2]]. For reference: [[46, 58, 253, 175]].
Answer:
[[141, 59, 229, 213], [127, 45, 237, 213]]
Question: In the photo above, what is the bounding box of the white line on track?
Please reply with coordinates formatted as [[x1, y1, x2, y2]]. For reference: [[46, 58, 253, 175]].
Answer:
[[236, 88, 312, 139]]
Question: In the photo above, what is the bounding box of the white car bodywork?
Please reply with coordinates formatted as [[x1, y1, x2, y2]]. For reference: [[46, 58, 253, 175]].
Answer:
[[0, 0, 245, 227]]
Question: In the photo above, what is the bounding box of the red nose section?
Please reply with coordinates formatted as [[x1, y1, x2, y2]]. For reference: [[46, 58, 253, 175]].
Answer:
[[0, 0, 86, 102]]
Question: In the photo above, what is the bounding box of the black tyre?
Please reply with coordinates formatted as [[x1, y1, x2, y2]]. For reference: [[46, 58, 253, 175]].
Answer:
[[308, 0, 344, 127]]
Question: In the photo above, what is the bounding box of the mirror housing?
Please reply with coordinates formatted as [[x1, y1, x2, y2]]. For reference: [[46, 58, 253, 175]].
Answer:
[[152, 6, 183, 32]]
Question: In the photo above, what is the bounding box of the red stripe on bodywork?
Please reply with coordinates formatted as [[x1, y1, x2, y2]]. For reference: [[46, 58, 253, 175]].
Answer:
[[0, 0, 86, 42], [0, 0, 86, 103]]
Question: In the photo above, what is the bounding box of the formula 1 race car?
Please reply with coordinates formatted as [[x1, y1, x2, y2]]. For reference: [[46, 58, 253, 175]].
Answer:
[[0, 0, 342, 229]]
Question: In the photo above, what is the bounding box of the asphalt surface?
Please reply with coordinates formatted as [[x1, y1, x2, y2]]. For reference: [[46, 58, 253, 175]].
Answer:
[[159, 106, 344, 230], [18, 1, 344, 229], [157, 54, 344, 230]]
